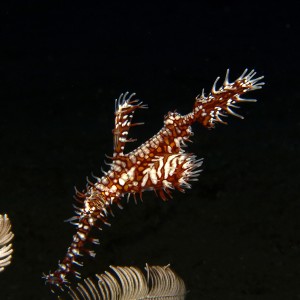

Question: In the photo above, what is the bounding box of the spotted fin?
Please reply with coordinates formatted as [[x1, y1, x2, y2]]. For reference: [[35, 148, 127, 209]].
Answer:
[[113, 92, 148, 156]]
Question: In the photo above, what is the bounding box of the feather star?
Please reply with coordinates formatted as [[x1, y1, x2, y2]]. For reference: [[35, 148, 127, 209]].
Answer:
[[43, 69, 264, 291]]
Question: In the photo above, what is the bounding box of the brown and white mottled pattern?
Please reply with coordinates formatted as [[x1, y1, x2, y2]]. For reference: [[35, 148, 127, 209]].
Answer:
[[43, 69, 264, 290]]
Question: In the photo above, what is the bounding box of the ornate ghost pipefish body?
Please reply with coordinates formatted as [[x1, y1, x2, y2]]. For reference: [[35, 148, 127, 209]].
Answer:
[[43, 69, 264, 290]]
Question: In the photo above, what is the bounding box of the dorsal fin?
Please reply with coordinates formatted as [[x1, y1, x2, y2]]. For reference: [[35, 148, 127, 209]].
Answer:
[[113, 92, 148, 157]]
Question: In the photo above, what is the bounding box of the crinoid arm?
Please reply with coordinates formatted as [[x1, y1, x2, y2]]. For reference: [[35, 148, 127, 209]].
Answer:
[[68, 264, 186, 300], [0, 214, 14, 272], [190, 69, 264, 128], [113, 92, 148, 157]]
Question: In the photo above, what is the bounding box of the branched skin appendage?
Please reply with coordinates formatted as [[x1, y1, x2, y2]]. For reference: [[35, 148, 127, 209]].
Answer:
[[43, 69, 264, 291]]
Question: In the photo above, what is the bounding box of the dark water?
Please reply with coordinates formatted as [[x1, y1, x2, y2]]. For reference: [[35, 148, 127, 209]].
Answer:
[[0, 2, 299, 299]]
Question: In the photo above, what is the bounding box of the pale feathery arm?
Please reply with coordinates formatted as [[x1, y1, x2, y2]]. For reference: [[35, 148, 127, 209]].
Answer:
[[68, 264, 186, 300], [0, 214, 14, 272]]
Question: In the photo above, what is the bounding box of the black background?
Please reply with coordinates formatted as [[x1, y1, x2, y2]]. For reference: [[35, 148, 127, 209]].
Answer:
[[0, 2, 299, 299]]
